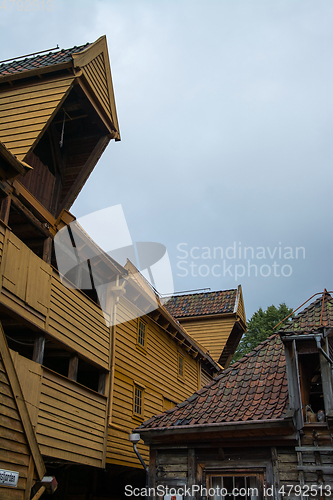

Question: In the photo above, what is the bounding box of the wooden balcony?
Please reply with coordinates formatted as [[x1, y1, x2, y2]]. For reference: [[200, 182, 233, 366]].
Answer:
[[11, 351, 108, 468], [0, 223, 110, 371]]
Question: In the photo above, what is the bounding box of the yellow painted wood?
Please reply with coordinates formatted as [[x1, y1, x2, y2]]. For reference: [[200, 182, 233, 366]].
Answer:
[[106, 295, 210, 467], [179, 317, 236, 362], [48, 272, 110, 368], [0, 230, 111, 370], [0, 327, 45, 499], [72, 35, 120, 139], [12, 349, 108, 468], [0, 76, 74, 160]]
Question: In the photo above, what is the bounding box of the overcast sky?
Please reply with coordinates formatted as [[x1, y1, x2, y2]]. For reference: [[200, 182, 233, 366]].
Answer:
[[1, 0, 332, 319]]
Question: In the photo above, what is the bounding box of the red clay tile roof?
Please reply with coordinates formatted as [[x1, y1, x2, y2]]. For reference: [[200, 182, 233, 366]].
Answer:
[[0, 43, 90, 77], [138, 334, 288, 430], [164, 289, 237, 318], [279, 291, 333, 334]]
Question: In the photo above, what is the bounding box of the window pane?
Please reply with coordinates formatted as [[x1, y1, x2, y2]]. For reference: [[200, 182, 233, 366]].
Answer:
[[138, 321, 146, 346], [211, 477, 222, 500], [134, 387, 142, 414]]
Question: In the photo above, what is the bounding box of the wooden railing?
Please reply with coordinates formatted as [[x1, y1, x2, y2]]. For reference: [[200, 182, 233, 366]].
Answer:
[[0, 226, 110, 370]]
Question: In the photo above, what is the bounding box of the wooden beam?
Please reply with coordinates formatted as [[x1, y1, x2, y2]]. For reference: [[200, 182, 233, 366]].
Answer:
[[148, 448, 157, 499], [0, 195, 11, 225], [68, 354, 79, 381], [33, 334, 45, 364], [188, 448, 196, 500], [0, 322, 46, 479], [11, 196, 53, 239], [60, 135, 110, 211], [43, 237, 52, 265]]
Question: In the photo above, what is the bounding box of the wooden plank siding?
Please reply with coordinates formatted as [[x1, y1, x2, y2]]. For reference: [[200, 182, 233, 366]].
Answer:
[[0, 227, 110, 371], [11, 350, 108, 468], [179, 317, 236, 363], [80, 53, 113, 122], [48, 273, 110, 369], [0, 75, 74, 160], [107, 297, 202, 467]]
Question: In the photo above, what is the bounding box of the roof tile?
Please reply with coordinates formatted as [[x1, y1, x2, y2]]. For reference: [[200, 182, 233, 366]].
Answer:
[[0, 43, 90, 77], [164, 289, 238, 318]]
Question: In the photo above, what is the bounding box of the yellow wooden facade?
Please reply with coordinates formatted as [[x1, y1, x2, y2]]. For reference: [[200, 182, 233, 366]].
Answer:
[[107, 294, 216, 468], [0, 37, 225, 498], [0, 218, 220, 471]]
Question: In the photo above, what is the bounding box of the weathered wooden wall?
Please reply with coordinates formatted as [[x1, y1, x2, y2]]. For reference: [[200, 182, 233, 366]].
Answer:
[[149, 445, 333, 500]]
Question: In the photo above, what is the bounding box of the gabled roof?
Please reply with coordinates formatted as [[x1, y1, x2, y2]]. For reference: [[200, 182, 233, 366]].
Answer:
[[279, 290, 333, 335], [137, 290, 332, 437], [0, 35, 120, 163], [0, 43, 90, 76], [138, 334, 288, 431], [165, 289, 238, 318]]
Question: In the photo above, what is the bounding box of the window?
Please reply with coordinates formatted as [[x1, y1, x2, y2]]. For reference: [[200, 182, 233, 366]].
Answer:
[[134, 385, 144, 416], [137, 320, 146, 348], [178, 353, 184, 379], [208, 472, 263, 500]]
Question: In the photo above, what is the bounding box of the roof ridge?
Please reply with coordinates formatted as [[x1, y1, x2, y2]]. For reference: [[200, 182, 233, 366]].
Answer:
[[0, 42, 91, 76], [167, 288, 237, 299]]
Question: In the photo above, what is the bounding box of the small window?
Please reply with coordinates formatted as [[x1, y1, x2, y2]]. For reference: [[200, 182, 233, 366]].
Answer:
[[208, 472, 264, 500], [137, 320, 146, 348], [178, 353, 185, 379], [134, 385, 143, 416]]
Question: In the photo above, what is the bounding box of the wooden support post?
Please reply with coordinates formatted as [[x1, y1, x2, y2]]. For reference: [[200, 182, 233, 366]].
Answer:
[[11, 196, 53, 238], [68, 355, 79, 381], [33, 334, 45, 365], [0, 195, 11, 225], [98, 371, 106, 395], [188, 448, 196, 500], [148, 448, 156, 500], [43, 237, 52, 264]]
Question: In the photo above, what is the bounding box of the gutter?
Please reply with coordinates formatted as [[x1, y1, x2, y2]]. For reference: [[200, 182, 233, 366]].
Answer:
[[137, 415, 295, 440]]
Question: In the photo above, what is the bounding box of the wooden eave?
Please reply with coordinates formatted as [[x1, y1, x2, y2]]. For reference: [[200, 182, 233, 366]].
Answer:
[[0, 322, 46, 480], [137, 415, 296, 446], [178, 312, 237, 321], [0, 61, 73, 85]]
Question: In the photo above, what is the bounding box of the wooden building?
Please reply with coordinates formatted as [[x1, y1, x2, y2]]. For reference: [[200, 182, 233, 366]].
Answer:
[[137, 291, 333, 500], [0, 39, 246, 499], [164, 287, 246, 367]]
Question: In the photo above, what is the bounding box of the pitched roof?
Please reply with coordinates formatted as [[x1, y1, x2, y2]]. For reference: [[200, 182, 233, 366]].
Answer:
[[0, 43, 90, 77], [164, 289, 238, 318], [279, 290, 333, 335], [138, 334, 288, 430]]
